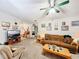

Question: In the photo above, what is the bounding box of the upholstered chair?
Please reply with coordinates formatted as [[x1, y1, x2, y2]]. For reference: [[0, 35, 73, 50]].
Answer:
[[0, 45, 25, 59]]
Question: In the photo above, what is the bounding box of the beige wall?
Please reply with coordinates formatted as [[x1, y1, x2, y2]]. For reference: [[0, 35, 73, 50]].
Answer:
[[38, 16, 79, 37], [0, 11, 32, 36], [0, 12, 22, 28]]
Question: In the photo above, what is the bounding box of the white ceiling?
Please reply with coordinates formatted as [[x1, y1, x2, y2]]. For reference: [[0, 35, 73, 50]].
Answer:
[[0, 0, 79, 23]]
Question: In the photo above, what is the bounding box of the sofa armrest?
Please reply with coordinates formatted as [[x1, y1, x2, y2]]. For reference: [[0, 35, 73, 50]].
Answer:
[[63, 43, 78, 54], [36, 37, 45, 43], [75, 45, 78, 54]]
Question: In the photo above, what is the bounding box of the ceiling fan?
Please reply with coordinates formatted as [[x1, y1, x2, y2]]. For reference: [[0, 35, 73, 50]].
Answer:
[[40, 0, 69, 16]]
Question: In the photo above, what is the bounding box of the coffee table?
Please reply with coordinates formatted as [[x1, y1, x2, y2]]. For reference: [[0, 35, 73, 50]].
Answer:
[[43, 44, 71, 59]]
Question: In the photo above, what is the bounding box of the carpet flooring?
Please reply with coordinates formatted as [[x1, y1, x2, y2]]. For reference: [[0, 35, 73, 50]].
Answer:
[[12, 38, 79, 59]]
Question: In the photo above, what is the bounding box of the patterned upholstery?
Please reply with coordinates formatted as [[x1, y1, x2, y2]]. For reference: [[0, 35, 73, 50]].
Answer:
[[0, 45, 25, 59]]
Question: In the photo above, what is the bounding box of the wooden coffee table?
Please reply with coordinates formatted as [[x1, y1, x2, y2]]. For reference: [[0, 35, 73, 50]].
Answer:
[[43, 44, 71, 59]]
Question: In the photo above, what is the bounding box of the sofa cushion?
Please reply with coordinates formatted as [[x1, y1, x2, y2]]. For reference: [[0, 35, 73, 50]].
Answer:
[[64, 38, 73, 44], [63, 35, 73, 44], [45, 34, 64, 42]]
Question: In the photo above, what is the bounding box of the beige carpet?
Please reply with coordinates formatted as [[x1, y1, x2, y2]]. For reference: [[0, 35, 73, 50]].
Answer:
[[12, 38, 79, 59]]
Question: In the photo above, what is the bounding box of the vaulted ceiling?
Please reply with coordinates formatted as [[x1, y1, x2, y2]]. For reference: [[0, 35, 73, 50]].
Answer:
[[0, 0, 79, 23]]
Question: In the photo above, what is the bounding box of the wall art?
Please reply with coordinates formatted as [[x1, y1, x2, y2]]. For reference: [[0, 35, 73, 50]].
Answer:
[[1, 22, 10, 27], [72, 21, 79, 26], [62, 21, 66, 25], [54, 22, 58, 30], [61, 25, 69, 31], [41, 24, 45, 28], [46, 23, 52, 31]]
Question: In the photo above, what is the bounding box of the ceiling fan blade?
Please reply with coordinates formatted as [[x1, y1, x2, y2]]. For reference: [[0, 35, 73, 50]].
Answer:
[[48, 0, 51, 7], [54, 0, 57, 7], [40, 8, 47, 10], [43, 8, 50, 16], [55, 8, 60, 13], [48, 0, 51, 4], [43, 10, 49, 15], [58, 0, 69, 6]]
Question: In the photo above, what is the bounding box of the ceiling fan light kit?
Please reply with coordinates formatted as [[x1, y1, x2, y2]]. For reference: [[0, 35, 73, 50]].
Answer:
[[49, 8, 56, 13], [49, 8, 60, 13]]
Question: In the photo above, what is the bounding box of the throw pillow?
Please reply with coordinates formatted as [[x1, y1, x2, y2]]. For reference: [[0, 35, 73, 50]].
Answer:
[[72, 38, 79, 44], [64, 37, 73, 44], [64, 35, 73, 44]]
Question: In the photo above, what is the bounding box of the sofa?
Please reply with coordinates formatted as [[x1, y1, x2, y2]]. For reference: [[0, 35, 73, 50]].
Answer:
[[0, 45, 25, 59], [38, 34, 78, 54]]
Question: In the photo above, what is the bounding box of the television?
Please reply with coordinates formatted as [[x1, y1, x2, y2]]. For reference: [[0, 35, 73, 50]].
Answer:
[[8, 30, 20, 39]]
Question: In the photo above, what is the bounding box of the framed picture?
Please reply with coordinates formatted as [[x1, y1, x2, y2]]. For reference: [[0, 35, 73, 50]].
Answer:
[[48, 23, 51, 26], [72, 21, 79, 26], [41, 24, 45, 28], [62, 22, 66, 25], [54, 27, 58, 30], [46, 23, 52, 31], [54, 25, 58, 30], [54, 22, 58, 30], [61, 25, 69, 31], [1, 22, 10, 27]]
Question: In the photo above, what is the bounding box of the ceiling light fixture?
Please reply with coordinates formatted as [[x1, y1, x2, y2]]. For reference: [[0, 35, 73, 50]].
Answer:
[[40, 0, 69, 16]]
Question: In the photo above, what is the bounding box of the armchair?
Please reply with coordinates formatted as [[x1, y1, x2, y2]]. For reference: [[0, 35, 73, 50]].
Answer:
[[0, 45, 25, 59]]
